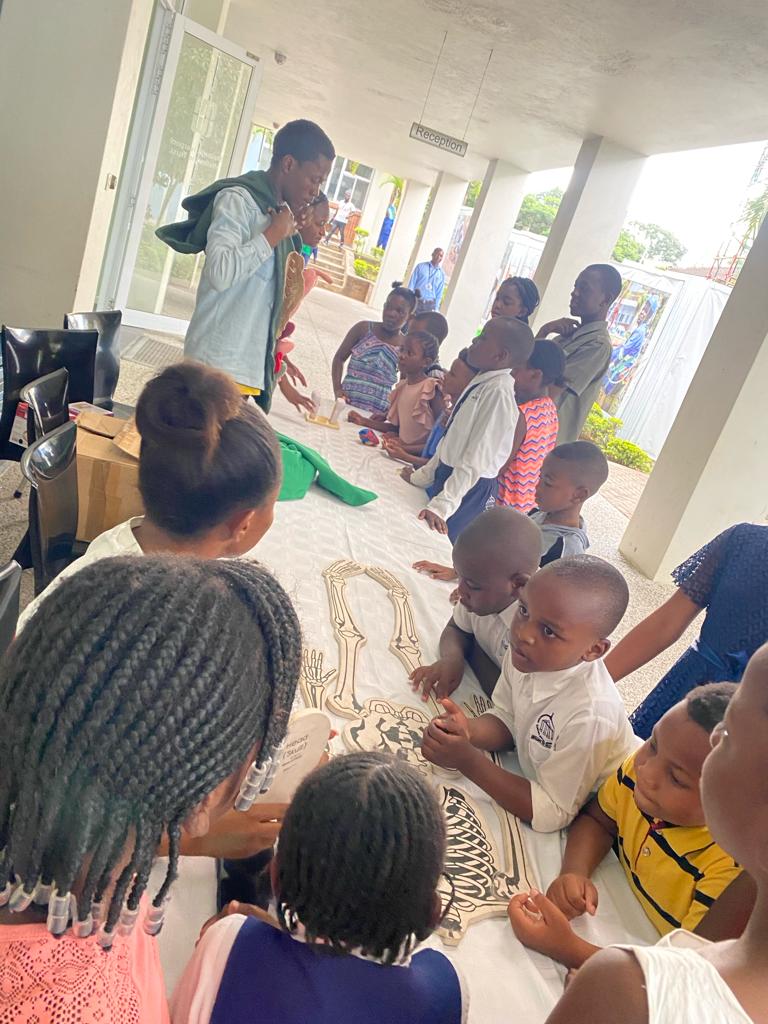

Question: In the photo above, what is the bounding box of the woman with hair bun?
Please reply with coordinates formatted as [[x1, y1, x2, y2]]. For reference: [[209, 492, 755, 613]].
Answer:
[[331, 282, 420, 414], [17, 360, 282, 632]]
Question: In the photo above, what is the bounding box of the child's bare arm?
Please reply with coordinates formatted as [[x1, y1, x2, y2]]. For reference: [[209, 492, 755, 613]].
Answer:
[[604, 589, 703, 681], [547, 798, 617, 918], [694, 872, 757, 941], [410, 621, 471, 701], [347, 410, 396, 431], [498, 415, 527, 475], [467, 642, 501, 698]]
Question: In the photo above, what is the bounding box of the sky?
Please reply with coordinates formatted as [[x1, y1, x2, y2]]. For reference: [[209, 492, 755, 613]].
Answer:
[[526, 139, 768, 266]]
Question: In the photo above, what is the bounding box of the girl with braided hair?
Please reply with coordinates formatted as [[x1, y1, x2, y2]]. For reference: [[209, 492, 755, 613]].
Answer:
[[17, 359, 281, 633], [491, 276, 540, 324], [173, 752, 468, 1024], [0, 554, 302, 1023]]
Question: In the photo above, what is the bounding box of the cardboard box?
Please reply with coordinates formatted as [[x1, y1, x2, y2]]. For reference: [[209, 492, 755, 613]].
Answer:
[[76, 412, 143, 541]]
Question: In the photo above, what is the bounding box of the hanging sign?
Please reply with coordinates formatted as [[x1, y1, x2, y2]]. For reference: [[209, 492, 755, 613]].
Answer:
[[409, 122, 468, 157]]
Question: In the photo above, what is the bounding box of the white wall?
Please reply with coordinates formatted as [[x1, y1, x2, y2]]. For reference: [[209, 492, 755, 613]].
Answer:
[[0, 0, 153, 325]]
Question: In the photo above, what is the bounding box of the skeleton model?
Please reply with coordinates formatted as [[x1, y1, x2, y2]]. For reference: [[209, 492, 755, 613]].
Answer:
[[343, 698, 433, 778], [436, 785, 537, 945]]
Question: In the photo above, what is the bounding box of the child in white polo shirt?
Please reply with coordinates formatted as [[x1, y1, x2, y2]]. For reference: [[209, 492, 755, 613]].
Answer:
[[421, 555, 637, 833], [410, 507, 542, 700]]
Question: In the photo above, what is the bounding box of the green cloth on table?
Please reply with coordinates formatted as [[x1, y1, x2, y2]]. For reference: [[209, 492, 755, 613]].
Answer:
[[155, 170, 299, 412], [277, 433, 377, 506]]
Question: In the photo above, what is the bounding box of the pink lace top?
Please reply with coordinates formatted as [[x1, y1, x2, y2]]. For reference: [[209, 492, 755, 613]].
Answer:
[[387, 377, 441, 447], [0, 917, 169, 1024]]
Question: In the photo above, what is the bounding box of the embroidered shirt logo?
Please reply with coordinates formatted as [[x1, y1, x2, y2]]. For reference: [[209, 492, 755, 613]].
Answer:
[[531, 713, 555, 749]]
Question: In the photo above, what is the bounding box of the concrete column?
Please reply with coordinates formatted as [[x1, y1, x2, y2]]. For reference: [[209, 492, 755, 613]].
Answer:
[[357, 170, 396, 254], [406, 171, 468, 281], [441, 159, 529, 360], [0, 0, 154, 324], [620, 213, 768, 581], [370, 179, 431, 309], [532, 137, 646, 329]]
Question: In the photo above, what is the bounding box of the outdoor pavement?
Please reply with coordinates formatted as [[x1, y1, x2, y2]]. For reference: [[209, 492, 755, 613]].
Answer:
[[0, 287, 699, 714]]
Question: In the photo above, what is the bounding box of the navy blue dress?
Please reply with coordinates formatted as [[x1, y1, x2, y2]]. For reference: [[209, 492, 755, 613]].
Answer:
[[209, 918, 464, 1024], [631, 523, 768, 739]]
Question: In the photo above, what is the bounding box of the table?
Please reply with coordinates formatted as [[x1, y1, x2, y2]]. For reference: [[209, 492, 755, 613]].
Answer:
[[157, 396, 658, 1019]]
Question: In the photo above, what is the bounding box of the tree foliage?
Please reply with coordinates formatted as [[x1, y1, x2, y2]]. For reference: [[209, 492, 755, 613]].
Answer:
[[611, 221, 687, 266], [612, 228, 644, 262], [514, 188, 564, 235], [464, 180, 482, 208]]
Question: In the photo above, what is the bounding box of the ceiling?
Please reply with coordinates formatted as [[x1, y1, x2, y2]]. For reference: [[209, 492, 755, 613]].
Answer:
[[225, 0, 768, 184]]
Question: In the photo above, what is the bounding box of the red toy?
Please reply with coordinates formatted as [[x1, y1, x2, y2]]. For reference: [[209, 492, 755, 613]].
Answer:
[[358, 428, 380, 447]]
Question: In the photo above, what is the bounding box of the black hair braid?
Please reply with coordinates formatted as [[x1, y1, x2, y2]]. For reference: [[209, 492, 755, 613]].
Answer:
[[0, 555, 302, 933], [275, 753, 445, 964]]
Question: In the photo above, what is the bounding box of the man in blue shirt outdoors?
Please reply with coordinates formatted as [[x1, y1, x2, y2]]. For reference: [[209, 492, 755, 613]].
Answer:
[[409, 248, 446, 312]]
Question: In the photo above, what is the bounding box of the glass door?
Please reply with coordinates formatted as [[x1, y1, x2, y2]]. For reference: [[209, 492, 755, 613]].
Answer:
[[108, 13, 260, 334]]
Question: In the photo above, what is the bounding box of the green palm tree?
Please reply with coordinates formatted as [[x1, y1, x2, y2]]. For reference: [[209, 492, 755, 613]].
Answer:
[[381, 174, 405, 208], [740, 183, 768, 244]]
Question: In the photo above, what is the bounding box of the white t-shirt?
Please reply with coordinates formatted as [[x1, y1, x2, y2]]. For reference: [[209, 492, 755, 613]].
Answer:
[[451, 601, 516, 667], [618, 930, 753, 1023], [488, 653, 638, 833], [333, 200, 356, 224], [16, 516, 144, 633]]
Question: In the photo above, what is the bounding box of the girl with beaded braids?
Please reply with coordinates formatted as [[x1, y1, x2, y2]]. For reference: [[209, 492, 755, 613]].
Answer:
[[172, 753, 468, 1024], [0, 555, 302, 1023], [17, 359, 282, 633]]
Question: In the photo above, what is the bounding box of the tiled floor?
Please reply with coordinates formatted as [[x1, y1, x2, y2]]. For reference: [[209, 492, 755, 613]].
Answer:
[[1, 290, 699, 713]]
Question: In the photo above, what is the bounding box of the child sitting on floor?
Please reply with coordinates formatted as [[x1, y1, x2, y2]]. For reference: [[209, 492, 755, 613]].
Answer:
[[532, 440, 608, 564], [0, 556, 301, 1023], [537, 642, 768, 1024], [411, 507, 541, 700], [17, 360, 281, 632], [497, 339, 565, 513], [407, 310, 449, 378], [421, 555, 637, 832], [347, 331, 443, 449], [331, 283, 419, 414], [172, 753, 467, 1024], [509, 683, 753, 969], [402, 317, 534, 542], [383, 349, 476, 467]]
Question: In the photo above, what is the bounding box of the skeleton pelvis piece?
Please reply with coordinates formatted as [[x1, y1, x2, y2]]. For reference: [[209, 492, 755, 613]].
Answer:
[[436, 785, 537, 946], [343, 698, 433, 777]]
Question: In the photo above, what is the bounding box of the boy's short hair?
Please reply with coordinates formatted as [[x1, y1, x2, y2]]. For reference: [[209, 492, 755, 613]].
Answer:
[[529, 338, 567, 388], [272, 119, 335, 165], [493, 316, 535, 365], [585, 263, 623, 305], [540, 554, 629, 636], [686, 682, 737, 733], [454, 506, 542, 577], [411, 311, 448, 344], [549, 440, 609, 495]]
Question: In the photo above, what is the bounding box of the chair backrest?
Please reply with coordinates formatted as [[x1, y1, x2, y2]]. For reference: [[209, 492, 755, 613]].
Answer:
[[0, 560, 22, 655], [0, 327, 97, 451], [20, 421, 78, 595], [20, 367, 70, 444], [64, 310, 123, 409]]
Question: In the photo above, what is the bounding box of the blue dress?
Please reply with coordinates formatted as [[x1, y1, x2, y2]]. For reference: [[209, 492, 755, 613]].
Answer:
[[631, 523, 768, 739], [209, 918, 465, 1024]]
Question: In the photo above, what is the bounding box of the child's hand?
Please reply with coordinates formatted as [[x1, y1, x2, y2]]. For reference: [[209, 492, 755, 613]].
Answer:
[[508, 890, 579, 962], [182, 803, 287, 861], [546, 873, 599, 920], [264, 205, 297, 246], [412, 560, 457, 582], [410, 659, 463, 702], [401, 466, 415, 483], [279, 378, 316, 414], [347, 410, 366, 426], [418, 508, 448, 534], [284, 357, 307, 387], [199, 900, 280, 943], [421, 698, 474, 771], [316, 269, 334, 285]]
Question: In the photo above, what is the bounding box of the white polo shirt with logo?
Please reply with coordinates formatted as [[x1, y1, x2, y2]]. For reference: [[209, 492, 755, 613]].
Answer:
[[451, 600, 516, 668], [487, 654, 638, 833]]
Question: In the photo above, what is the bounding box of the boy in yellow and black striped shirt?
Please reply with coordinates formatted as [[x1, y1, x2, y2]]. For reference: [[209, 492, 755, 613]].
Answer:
[[507, 683, 756, 968]]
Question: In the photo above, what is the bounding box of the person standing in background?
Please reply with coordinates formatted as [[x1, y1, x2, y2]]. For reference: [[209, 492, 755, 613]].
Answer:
[[536, 264, 623, 443], [325, 189, 357, 247], [409, 248, 446, 312]]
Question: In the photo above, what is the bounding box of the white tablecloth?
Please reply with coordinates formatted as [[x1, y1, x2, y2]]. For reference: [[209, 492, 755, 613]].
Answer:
[[158, 396, 658, 1019]]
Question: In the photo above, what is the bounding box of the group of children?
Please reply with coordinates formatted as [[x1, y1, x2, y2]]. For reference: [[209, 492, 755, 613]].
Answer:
[[2, 349, 767, 1023], [2, 117, 767, 1024]]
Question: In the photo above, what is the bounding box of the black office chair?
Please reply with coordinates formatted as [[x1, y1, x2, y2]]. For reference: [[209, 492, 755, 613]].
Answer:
[[20, 421, 78, 595], [64, 310, 131, 416], [0, 560, 22, 654], [0, 326, 97, 462]]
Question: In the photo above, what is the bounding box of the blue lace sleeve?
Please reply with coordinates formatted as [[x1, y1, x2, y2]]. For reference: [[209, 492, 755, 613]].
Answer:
[[671, 526, 737, 608]]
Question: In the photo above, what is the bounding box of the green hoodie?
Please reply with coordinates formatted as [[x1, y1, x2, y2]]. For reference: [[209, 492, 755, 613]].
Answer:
[[155, 171, 299, 412]]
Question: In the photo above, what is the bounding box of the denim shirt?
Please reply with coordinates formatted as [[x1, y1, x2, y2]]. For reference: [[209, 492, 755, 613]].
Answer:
[[184, 186, 275, 389]]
